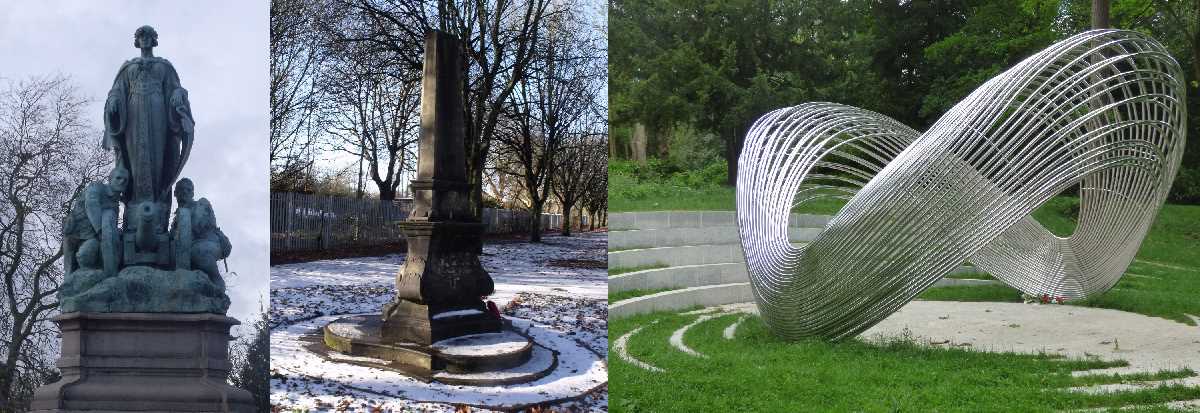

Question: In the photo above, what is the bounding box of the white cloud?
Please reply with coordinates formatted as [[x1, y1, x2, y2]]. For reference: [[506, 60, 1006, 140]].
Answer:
[[0, 1, 271, 331]]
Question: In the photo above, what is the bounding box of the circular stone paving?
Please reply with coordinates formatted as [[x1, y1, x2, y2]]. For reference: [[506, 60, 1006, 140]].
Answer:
[[695, 301, 1200, 375], [273, 314, 607, 410], [858, 301, 1200, 376]]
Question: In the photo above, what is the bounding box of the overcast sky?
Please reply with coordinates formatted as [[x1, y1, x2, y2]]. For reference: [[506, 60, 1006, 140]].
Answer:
[[0, 1, 270, 331]]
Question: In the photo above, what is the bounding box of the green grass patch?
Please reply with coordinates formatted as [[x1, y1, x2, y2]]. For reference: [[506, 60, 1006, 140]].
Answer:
[[609, 287, 676, 303], [610, 183, 848, 214], [611, 312, 1200, 412], [607, 245, 652, 252], [608, 263, 669, 276], [918, 284, 1024, 302], [1067, 368, 1196, 387], [922, 197, 1200, 325], [944, 272, 996, 280], [608, 160, 847, 213]]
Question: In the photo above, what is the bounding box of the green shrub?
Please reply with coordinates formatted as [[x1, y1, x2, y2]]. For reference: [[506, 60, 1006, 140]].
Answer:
[[668, 159, 727, 188], [664, 124, 722, 173], [1169, 166, 1200, 204]]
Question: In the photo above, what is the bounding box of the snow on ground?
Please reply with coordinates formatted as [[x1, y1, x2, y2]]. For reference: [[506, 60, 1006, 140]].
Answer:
[[270, 232, 608, 412]]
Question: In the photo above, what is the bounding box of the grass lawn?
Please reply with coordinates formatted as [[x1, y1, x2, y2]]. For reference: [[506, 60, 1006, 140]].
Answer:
[[609, 287, 676, 303], [610, 312, 1200, 412], [944, 271, 996, 280], [610, 182, 847, 215], [918, 284, 1024, 302], [608, 263, 668, 275]]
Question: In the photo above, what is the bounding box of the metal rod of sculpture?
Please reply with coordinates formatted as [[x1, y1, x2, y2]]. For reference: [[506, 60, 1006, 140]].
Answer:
[[736, 30, 1187, 340]]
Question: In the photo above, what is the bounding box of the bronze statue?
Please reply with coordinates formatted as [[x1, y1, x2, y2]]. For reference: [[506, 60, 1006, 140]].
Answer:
[[57, 27, 231, 315], [103, 25, 194, 239], [169, 178, 230, 287], [63, 167, 127, 277]]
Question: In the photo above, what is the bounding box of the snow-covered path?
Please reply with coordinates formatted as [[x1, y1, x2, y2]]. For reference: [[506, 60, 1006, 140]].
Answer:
[[270, 232, 608, 412]]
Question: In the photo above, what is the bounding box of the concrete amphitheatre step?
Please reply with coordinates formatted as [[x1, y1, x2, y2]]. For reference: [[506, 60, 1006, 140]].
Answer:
[[610, 262, 986, 294], [611, 283, 754, 318], [610, 226, 823, 250], [609, 210, 833, 231], [609, 244, 747, 269], [608, 211, 996, 319], [610, 272, 992, 318], [610, 263, 747, 293]]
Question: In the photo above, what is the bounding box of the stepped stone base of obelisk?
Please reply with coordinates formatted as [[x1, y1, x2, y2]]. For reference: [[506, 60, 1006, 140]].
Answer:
[[31, 312, 255, 413], [321, 314, 558, 385]]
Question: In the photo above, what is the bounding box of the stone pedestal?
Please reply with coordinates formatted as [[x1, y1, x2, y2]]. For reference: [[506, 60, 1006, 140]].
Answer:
[[31, 312, 254, 412], [384, 221, 499, 345]]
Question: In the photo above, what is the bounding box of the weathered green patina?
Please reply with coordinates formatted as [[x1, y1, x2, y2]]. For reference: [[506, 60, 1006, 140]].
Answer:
[[58, 25, 230, 314]]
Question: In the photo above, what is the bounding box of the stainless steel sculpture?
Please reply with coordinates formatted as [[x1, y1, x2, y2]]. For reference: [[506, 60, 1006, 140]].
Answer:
[[736, 30, 1187, 340]]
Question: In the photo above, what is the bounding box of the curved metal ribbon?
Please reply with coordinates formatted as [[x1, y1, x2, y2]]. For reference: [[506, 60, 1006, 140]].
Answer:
[[736, 30, 1187, 340]]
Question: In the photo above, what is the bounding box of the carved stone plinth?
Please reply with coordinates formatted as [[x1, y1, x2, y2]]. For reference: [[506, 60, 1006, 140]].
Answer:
[[31, 312, 254, 412], [383, 221, 499, 345]]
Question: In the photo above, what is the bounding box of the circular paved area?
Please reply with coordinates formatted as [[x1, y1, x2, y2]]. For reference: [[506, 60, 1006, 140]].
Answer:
[[702, 301, 1200, 376], [273, 315, 607, 410]]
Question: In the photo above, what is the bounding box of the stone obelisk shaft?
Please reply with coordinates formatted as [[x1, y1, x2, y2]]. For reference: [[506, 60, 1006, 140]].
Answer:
[[382, 30, 499, 346]]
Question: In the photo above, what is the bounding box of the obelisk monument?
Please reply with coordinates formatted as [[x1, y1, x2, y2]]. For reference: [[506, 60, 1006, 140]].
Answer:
[[380, 29, 502, 344], [321, 31, 556, 385]]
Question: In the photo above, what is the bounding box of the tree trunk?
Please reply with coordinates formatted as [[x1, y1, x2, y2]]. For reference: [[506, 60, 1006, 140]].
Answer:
[[1091, 0, 1110, 29], [379, 185, 396, 201], [530, 201, 543, 242], [631, 123, 647, 165], [724, 129, 741, 186], [1192, 27, 1199, 93], [561, 202, 574, 236], [576, 207, 585, 233], [1, 319, 24, 408]]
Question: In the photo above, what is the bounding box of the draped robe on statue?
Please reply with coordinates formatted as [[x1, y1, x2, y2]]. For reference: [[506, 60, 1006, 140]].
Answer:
[[103, 56, 194, 230]]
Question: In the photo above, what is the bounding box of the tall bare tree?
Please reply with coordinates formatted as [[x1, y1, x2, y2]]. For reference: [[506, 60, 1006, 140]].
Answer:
[[326, 0, 551, 218], [319, 24, 422, 201], [228, 304, 270, 413], [494, 3, 603, 241], [581, 139, 608, 230], [0, 76, 108, 411], [553, 128, 605, 236], [271, 0, 324, 191]]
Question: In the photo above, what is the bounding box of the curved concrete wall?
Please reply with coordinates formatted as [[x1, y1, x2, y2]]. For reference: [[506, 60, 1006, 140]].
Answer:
[[610, 211, 831, 231], [609, 283, 753, 319], [609, 244, 746, 269], [610, 226, 822, 250], [610, 263, 748, 293]]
